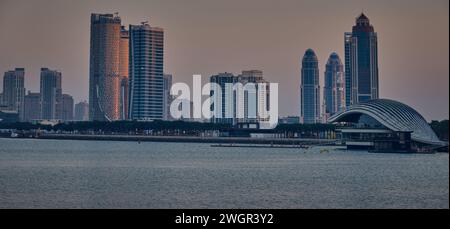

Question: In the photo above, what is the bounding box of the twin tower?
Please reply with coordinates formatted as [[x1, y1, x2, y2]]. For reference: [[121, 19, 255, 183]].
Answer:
[[300, 13, 379, 124], [89, 13, 164, 121]]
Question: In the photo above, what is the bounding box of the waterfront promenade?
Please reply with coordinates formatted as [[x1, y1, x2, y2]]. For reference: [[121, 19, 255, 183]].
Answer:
[[34, 133, 336, 145]]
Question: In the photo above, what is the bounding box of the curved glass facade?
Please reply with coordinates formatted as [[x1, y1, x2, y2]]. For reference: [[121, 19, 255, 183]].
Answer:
[[328, 99, 444, 146], [89, 13, 122, 121]]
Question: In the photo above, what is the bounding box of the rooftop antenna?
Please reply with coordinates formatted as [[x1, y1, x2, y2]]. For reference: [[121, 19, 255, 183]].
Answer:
[[141, 20, 149, 25]]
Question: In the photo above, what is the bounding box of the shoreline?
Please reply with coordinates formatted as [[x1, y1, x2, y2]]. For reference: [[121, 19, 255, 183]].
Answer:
[[2, 134, 337, 146], [3, 135, 446, 153]]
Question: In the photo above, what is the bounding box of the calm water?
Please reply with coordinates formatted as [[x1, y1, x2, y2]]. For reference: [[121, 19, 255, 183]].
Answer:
[[0, 138, 448, 209]]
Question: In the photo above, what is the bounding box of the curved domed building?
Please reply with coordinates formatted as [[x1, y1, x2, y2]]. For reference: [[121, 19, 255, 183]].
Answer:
[[328, 99, 446, 151]]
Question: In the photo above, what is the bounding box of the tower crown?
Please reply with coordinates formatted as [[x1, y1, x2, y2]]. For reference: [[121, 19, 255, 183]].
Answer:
[[356, 13, 370, 26], [352, 13, 374, 32]]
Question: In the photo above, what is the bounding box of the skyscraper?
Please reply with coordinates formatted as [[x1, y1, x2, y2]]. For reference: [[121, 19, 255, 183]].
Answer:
[[210, 72, 237, 124], [323, 52, 345, 118], [300, 49, 320, 124], [2, 68, 25, 121], [74, 101, 89, 121], [128, 22, 164, 120], [344, 13, 379, 106], [40, 68, 62, 120], [119, 26, 129, 120], [23, 91, 41, 122], [89, 13, 122, 121], [62, 94, 74, 121], [163, 74, 173, 120], [210, 70, 270, 126], [238, 70, 270, 125]]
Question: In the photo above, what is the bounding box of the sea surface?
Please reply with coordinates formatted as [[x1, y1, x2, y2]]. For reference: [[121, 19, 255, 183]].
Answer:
[[0, 138, 448, 208]]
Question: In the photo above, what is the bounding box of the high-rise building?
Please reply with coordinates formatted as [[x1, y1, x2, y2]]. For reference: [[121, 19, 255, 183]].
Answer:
[[2, 68, 25, 120], [344, 13, 379, 106], [23, 91, 41, 122], [178, 99, 194, 122], [163, 74, 173, 120], [210, 72, 237, 125], [119, 26, 129, 120], [62, 94, 74, 121], [210, 70, 270, 126], [323, 52, 345, 119], [89, 13, 122, 121], [238, 70, 270, 124], [128, 22, 164, 120], [300, 49, 321, 124], [40, 68, 62, 120], [74, 101, 89, 121]]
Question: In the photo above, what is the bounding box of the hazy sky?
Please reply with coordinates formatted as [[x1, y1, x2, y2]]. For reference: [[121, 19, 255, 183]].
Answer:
[[0, 0, 448, 121]]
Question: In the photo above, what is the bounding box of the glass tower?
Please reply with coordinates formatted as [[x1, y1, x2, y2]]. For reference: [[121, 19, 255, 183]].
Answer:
[[210, 71, 270, 126], [23, 91, 41, 122], [324, 52, 345, 118], [89, 13, 122, 121], [2, 68, 25, 121], [210, 72, 237, 124], [40, 68, 62, 120], [344, 13, 379, 106], [119, 26, 129, 120], [129, 23, 164, 120], [300, 49, 320, 124], [74, 101, 89, 121], [62, 94, 74, 121]]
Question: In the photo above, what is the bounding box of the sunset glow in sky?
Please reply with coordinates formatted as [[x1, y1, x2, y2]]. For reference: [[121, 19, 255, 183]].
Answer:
[[0, 0, 448, 121]]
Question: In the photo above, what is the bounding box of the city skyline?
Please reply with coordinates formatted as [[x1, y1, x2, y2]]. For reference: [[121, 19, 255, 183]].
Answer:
[[0, 0, 448, 121]]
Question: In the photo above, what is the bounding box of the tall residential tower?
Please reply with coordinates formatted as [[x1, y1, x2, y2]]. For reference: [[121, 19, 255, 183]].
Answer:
[[344, 13, 379, 106], [62, 94, 74, 121], [300, 49, 320, 124], [210, 70, 270, 127], [119, 26, 129, 120], [74, 101, 89, 121], [2, 68, 25, 120], [40, 68, 62, 120], [323, 52, 345, 118], [89, 13, 122, 121], [23, 91, 41, 122], [128, 22, 164, 120], [210, 72, 237, 125]]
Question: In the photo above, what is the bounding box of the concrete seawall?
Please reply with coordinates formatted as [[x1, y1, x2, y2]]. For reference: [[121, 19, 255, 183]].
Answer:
[[35, 134, 337, 145]]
